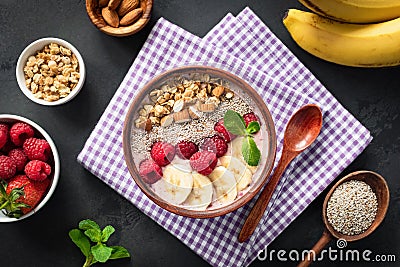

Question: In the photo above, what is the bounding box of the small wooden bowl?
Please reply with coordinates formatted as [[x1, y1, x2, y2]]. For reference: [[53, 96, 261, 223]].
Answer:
[[86, 0, 153, 37]]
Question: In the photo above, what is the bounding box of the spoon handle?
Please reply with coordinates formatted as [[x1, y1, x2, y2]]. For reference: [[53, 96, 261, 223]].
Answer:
[[238, 151, 296, 243], [297, 230, 333, 267]]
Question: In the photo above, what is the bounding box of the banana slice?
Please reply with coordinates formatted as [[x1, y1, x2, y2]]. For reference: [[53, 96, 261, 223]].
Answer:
[[183, 173, 213, 211], [219, 156, 253, 191], [208, 166, 237, 204], [230, 137, 258, 174], [152, 164, 193, 205]]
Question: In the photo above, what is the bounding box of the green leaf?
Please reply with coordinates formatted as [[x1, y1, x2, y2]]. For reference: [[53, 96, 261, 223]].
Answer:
[[246, 121, 260, 134], [101, 225, 115, 242], [79, 219, 101, 231], [84, 228, 102, 243], [224, 110, 246, 136], [69, 229, 91, 257], [242, 136, 261, 166], [109, 246, 131, 260], [91, 243, 113, 263]]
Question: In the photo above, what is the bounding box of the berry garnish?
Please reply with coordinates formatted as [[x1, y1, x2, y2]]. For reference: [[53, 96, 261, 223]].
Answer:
[[243, 112, 258, 127], [8, 148, 28, 172], [0, 123, 9, 150], [10, 122, 35, 146], [139, 159, 163, 184], [0, 155, 17, 180], [150, 141, 175, 167], [200, 135, 228, 158], [190, 151, 218, 176], [175, 140, 199, 160], [23, 137, 51, 162], [214, 120, 236, 142], [24, 160, 52, 181]]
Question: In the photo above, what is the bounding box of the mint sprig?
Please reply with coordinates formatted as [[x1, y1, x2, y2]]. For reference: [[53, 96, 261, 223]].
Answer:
[[224, 110, 261, 166], [69, 219, 130, 267]]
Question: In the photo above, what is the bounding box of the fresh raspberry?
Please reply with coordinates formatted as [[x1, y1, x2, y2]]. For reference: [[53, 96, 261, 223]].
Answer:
[[200, 135, 228, 158], [243, 112, 259, 127], [214, 120, 236, 142], [190, 151, 217, 176], [150, 141, 175, 167], [10, 122, 35, 146], [175, 140, 199, 160], [0, 155, 17, 180], [0, 123, 9, 150], [139, 159, 163, 184], [8, 148, 28, 172], [24, 160, 52, 181], [0, 139, 16, 154], [23, 138, 51, 162]]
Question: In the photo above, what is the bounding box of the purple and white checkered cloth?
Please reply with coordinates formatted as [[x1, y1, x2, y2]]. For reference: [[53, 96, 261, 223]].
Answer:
[[77, 7, 372, 267]]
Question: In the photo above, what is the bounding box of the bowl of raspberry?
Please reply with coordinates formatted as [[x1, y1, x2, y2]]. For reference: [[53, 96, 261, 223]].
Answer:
[[122, 66, 277, 218], [0, 114, 60, 222]]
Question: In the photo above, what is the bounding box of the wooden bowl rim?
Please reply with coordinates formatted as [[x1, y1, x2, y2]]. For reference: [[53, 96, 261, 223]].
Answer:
[[322, 170, 390, 241], [122, 65, 277, 218]]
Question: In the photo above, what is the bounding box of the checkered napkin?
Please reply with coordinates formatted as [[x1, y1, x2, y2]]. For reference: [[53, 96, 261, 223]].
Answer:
[[77, 7, 371, 267]]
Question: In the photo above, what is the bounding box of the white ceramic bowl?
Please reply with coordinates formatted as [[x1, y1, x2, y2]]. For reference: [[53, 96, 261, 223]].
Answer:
[[16, 37, 86, 106], [0, 114, 60, 222]]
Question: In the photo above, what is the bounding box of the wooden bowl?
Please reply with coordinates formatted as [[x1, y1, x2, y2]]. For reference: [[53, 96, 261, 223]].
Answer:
[[86, 0, 153, 37], [122, 65, 277, 218]]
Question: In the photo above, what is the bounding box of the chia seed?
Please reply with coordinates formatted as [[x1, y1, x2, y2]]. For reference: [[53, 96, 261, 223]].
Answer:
[[326, 180, 378, 236]]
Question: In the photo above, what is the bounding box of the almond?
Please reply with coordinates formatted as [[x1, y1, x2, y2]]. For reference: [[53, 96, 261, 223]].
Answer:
[[120, 8, 143, 26], [197, 103, 216, 113], [160, 115, 174, 127], [98, 0, 109, 7], [102, 7, 119, 27], [107, 0, 122, 10], [173, 109, 191, 123], [117, 0, 140, 17]]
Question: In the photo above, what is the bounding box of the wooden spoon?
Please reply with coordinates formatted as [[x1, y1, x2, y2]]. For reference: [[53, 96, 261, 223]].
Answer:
[[298, 170, 390, 267], [239, 104, 323, 243]]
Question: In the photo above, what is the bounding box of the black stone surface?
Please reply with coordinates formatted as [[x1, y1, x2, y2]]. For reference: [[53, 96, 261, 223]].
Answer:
[[0, 0, 399, 266]]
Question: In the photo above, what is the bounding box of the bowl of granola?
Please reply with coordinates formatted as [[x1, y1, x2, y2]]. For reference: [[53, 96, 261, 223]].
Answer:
[[16, 37, 85, 106], [123, 66, 277, 218]]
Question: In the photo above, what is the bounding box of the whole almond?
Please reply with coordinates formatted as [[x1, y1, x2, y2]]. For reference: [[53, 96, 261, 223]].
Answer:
[[98, 0, 109, 7], [118, 0, 140, 17], [108, 0, 122, 10], [120, 8, 142, 26], [102, 7, 119, 27]]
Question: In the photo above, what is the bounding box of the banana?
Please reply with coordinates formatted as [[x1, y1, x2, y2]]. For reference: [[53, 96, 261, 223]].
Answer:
[[208, 166, 237, 204], [283, 9, 400, 67], [219, 156, 253, 191], [298, 0, 400, 23], [183, 173, 213, 211], [230, 137, 258, 174], [152, 164, 193, 205]]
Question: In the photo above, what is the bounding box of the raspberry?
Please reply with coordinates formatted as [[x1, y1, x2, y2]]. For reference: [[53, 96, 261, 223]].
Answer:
[[23, 138, 51, 162], [139, 159, 163, 184], [175, 140, 199, 160], [0, 123, 9, 150], [24, 160, 52, 181], [243, 112, 258, 127], [0, 155, 17, 180], [214, 120, 236, 142], [8, 148, 28, 172], [189, 151, 217, 176], [200, 135, 228, 158], [150, 141, 175, 167], [10, 122, 35, 146]]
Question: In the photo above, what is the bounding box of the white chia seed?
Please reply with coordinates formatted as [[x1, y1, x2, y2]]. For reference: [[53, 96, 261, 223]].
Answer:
[[326, 180, 378, 236]]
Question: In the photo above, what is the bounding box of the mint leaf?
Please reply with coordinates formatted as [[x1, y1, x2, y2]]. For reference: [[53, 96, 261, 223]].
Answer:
[[79, 219, 101, 231], [69, 229, 91, 257], [101, 225, 115, 242], [246, 121, 260, 134], [84, 228, 102, 243], [91, 243, 113, 263], [109, 246, 131, 260], [224, 110, 246, 135], [242, 136, 261, 166]]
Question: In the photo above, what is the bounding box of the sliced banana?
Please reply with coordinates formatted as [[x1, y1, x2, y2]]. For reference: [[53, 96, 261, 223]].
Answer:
[[230, 137, 258, 174], [183, 173, 213, 211], [219, 156, 252, 191], [208, 166, 237, 204], [152, 164, 193, 205]]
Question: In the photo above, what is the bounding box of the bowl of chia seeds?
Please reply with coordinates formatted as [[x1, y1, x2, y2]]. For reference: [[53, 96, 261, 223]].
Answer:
[[122, 65, 277, 218]]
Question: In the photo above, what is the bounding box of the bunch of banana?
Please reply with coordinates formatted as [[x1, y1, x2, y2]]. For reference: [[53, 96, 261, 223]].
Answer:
[[283, 0, 400, 67]]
